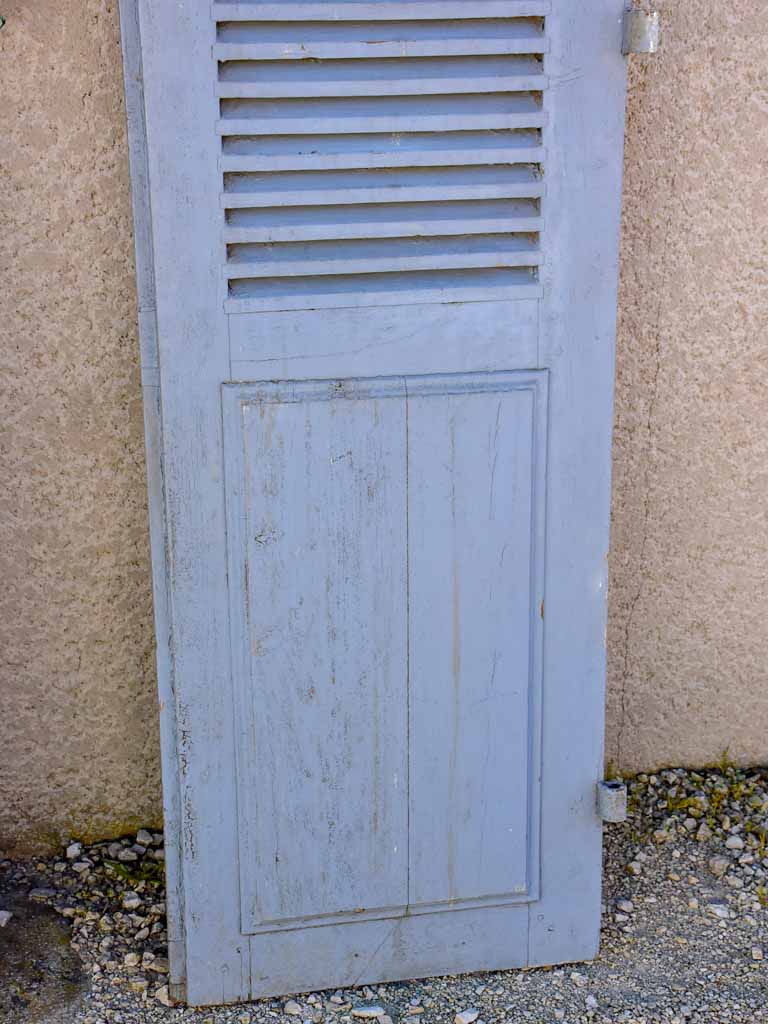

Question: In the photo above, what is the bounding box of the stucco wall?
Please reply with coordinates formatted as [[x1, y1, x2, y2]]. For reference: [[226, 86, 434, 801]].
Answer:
[[605, 1, 768, 771], [0, 1, 161, 853], [1, 0, 766, 853]]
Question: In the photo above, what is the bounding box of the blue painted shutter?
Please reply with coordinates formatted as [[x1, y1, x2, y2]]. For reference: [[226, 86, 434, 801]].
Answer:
[[126, 0, 629, 1004]]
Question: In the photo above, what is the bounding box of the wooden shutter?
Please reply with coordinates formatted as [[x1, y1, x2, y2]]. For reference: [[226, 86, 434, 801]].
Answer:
[[123, 0, 630, 1003]]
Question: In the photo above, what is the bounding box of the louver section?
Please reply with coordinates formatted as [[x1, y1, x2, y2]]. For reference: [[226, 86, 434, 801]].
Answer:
[[215, 2, 547, 313]]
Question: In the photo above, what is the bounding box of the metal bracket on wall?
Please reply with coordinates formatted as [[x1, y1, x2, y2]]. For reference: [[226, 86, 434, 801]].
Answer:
[[597, 780, 628, 823], [622, 9, 661, 55]]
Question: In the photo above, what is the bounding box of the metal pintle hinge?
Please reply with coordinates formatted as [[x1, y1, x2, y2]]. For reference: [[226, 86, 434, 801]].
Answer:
[[597, 779, 628, 822], [622, 9, 661, 55]]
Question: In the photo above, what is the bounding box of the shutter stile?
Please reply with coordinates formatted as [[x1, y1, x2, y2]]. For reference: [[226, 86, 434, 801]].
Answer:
[[215, 2, 547, 313]]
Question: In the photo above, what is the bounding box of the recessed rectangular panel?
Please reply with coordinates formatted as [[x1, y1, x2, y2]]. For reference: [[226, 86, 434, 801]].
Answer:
[[408, 372, 546, 907], [223, 381, 409, 932]]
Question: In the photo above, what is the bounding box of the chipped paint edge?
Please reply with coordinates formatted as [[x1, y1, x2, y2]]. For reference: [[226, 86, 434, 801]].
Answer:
[[117, 0, 188, 1002]]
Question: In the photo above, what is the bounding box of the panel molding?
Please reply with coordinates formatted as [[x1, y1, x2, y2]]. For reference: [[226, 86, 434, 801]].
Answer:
[[222, 370, 547, 937]]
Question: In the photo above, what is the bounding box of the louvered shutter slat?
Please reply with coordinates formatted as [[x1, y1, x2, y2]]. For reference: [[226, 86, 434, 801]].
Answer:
[[221, 131, 544, 172], [213, 2, 550, 21], [217, 55, 546, 99]]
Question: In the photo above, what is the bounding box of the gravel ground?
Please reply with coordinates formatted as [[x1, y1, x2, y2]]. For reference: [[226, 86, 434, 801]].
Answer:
[[2, 764, 767, 1024]]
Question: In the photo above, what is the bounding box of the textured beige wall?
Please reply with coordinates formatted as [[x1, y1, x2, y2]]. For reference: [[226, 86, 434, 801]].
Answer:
[[0, 1, 162, 854], [0, 1, 766, 852], [605, 0, 768, 772]]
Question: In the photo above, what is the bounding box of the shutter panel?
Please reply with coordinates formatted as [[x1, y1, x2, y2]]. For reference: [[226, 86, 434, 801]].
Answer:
[[215, 2, 547, 313], [124, 0, 630, 1003]]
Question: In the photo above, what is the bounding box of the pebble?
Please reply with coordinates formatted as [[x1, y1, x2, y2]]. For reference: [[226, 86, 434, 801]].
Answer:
[[615, 899, 634, 913], [121, 892, 142, 911], [725, 835, 745, 851], [752, 946, 764, 961], [454, 1011, 479, 1024], [284, 1001, 303, 1016], [350, 1007, 385, 1019], [706, 903, 730, 920], [28, 887, 56, 900], [585, 994, 598, 1009], [154, 984, 173, 1006], [627, 860, 642, 876], [66, 841, 83, 860], [0, 910, 13, 927], [709, 855, 730, 877], [136, 830, 154, 846]]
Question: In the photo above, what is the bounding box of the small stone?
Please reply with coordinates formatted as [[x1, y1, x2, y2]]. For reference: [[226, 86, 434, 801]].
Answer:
[[285, 1001, 303, 1016], [238, 1015, 252, 1024], [351, 1008, 385, 1020], [29, 888, 56, 901], [726, 835, 745, 851], [72, 860, 93, 874], [136, 830, 154, 846], [707, 903, 730, 920], [0, 911, 13, 927], [66, 842, 83, 860], [330, 996, 345, 1005], [152, 848, 166, 861], [53, 862, 67, 873], [585, 995, 598, 1010], [454, 1011, 479, 1024], [752, 946, 764, 961], [696, 823, 713, 841], [122, 892, 142, 911], [117, 849, 139, 863], [627, 861, 642, 876], [406, 1008, 424, 1016], [155, 984, 173, 1007], [684, 817, 698, 831], [554, 1012, 565, 1022], [709, 856, 730, 877], [616, 899, 634, 913], [147, 958, 170, 974], [130, 978, 149, 994], [124, 953, 140, 967], [570, 972, 588, 987]]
